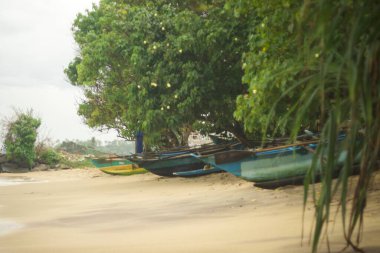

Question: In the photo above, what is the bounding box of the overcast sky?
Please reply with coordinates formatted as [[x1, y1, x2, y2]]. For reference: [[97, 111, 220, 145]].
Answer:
[[0, 0, 121, 143]]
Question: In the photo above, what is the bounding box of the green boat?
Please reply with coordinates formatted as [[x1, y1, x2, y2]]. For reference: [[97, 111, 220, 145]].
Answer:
[[193, 141, 349, 188], [91, 157, 133, 168]]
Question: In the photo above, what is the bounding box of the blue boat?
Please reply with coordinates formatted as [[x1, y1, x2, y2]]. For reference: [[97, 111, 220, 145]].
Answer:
[[192, 140, 344, 187]]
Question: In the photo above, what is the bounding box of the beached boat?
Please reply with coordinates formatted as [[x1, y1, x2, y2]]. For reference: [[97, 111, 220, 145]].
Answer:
[[99, 164, 147, 176], [193, 140, 348, 187], [127, 142, 241, 177], [91, 157, 133, 168], [130, 155, 205, 177]]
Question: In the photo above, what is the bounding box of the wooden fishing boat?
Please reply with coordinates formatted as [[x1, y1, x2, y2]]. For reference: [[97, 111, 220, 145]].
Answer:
[[193, 140, 348, 187], [129, 155, 205, 177], [127, 142, 241, 177], [91, 157, 133, 168], [99, 164, 147, 176]]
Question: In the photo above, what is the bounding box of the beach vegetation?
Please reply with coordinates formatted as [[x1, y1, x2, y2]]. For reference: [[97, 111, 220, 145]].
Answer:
[[295, 2, 379, 251], [37, 148, 61, 166], [3, 109, 41, 169], [59, 156, 94, 169]]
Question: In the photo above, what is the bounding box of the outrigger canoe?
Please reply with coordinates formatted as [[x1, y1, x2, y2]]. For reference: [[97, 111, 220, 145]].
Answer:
[[99, 164, 147, 176], [192, 140, 349, 188], [127, 142, 241, 177]]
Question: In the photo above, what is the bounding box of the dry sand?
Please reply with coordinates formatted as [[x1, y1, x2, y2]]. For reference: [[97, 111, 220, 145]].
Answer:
[[0, 169, 379, 253]]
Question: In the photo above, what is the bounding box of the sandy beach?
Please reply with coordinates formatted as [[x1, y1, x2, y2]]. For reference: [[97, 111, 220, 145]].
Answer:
[[0, 169, 379, 253]]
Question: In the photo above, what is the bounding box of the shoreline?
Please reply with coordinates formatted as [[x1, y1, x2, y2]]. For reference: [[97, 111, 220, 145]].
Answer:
[[0, 169, 379, 253], [0, 176, 46, 187], [0, 220, 24, 237]]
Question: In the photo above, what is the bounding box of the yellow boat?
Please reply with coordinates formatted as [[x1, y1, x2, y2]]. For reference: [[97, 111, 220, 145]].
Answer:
[[99, 164, 147, 176]]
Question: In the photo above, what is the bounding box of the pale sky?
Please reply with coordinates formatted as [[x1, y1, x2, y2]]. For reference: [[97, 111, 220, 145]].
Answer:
[[0, 0, 121, 142]]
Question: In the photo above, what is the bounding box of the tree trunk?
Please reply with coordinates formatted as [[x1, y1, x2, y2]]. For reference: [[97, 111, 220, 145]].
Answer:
[[166, 129, 180, 148], [179, 125, 192, 146], [226, 121, 252, 148]]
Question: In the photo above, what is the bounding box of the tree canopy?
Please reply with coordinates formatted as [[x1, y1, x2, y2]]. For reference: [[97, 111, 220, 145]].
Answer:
[[66, 0, 252, 147]]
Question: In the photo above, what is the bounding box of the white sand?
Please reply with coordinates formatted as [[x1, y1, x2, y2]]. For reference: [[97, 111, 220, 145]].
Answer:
[[0, 169, 379, 253]]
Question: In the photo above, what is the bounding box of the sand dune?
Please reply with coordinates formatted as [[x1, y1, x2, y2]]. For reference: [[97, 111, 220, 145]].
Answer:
[[0, 169, 379, 253]]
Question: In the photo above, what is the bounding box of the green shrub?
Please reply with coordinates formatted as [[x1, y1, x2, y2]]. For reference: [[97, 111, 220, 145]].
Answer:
[[59, 157, 93, 168], [38, 148, 61, 166], [4, 110, 41, 168]]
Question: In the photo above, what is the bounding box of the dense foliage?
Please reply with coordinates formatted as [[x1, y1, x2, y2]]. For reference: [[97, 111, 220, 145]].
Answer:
[[4, 110, 41, 168], [37, 148, 62, 166], [66, 0, 252, 147], [233, 0, 305, 137]]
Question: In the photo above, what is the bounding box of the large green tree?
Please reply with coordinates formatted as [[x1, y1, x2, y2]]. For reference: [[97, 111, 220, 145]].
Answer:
[[66, 0, 252, 147]]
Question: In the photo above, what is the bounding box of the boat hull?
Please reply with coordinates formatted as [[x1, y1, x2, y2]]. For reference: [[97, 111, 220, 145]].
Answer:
[[136, 156, 206, 177], [195, 144, 345, 184], [99, 166, 147, 176]]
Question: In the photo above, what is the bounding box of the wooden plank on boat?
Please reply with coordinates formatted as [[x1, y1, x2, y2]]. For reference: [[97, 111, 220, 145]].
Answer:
[[214, 150, 254, 165]]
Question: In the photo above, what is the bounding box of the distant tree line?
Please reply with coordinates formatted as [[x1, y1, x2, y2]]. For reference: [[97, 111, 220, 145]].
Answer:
[[57, 138, 134, 155]]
